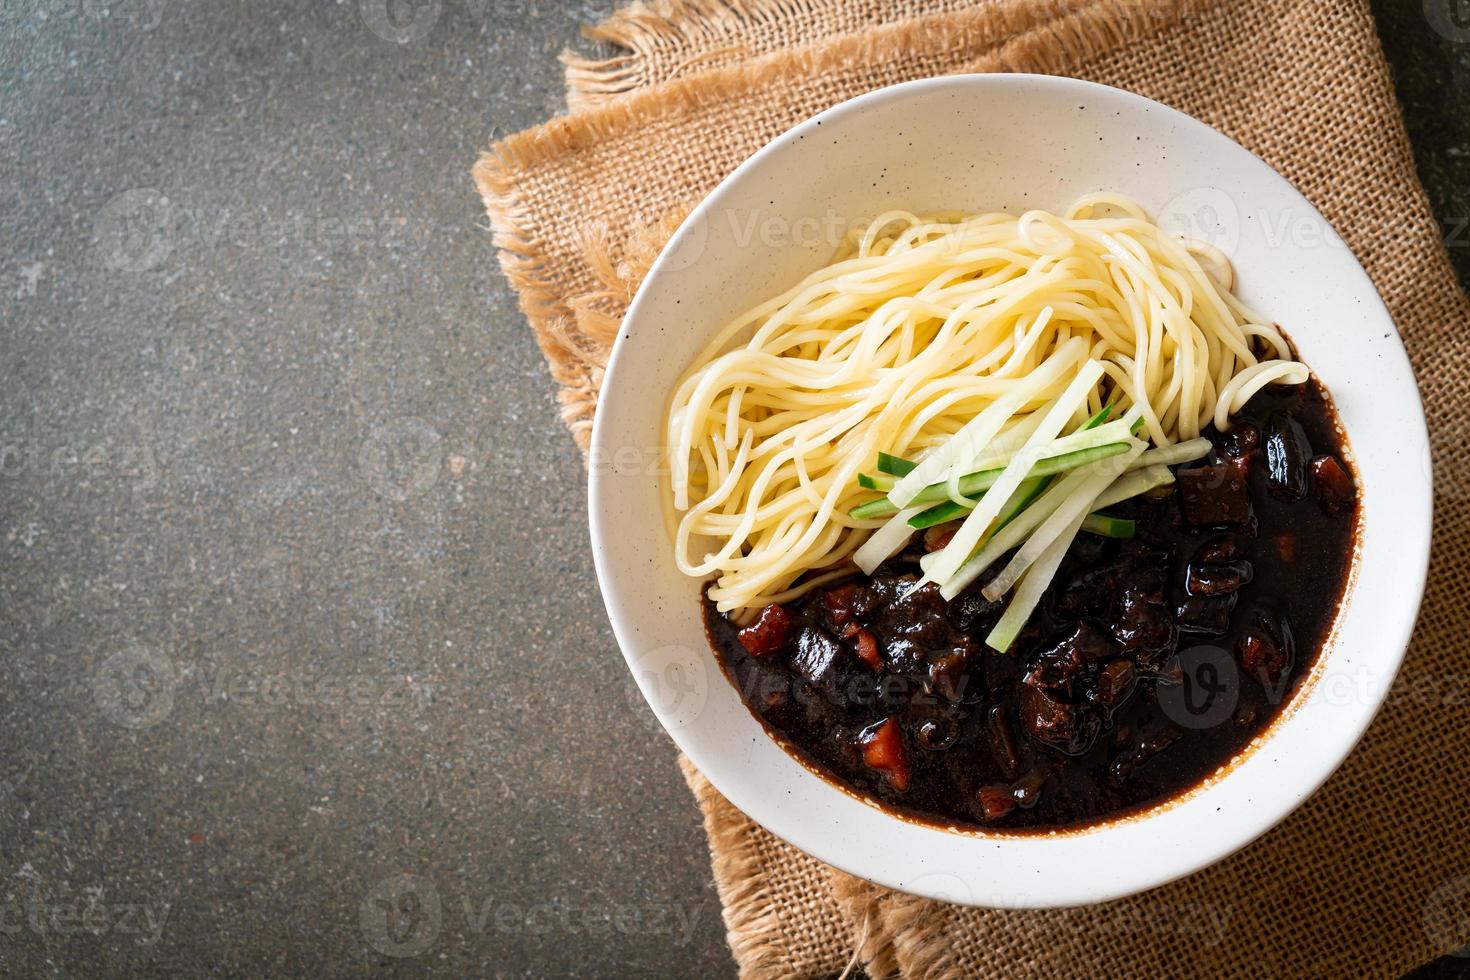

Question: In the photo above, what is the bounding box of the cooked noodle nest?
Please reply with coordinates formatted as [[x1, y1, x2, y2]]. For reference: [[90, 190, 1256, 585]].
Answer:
[[664, 194, 1308, 613]]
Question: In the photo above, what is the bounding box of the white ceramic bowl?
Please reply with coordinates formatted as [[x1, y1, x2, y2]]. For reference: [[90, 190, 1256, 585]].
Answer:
[[589, 75, 1431, 907]]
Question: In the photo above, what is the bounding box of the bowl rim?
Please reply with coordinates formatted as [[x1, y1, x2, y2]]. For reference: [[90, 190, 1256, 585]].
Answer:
[[588, 73, 1432, 907]]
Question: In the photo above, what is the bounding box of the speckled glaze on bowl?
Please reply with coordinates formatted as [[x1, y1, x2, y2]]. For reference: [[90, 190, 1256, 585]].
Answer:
[[588, 75, 1431, 908]]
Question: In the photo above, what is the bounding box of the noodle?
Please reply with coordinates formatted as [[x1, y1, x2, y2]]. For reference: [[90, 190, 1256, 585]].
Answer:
[[665, 196, 1309, 612]]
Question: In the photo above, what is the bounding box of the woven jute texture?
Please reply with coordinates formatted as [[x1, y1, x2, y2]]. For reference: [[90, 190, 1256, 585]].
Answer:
[[475, 1, 1470, 976]]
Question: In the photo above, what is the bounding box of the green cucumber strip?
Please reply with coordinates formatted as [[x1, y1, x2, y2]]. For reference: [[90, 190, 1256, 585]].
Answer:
[[937, 461, 1112, 601], [851, 501, 891, 521], [860, 404, 1115, 521], [965, 417, 1135, 476], [851, 496, 898, 521], [940, 477, 1053, 555], [1136, 437, 1211, 469], [884, 344, 1085, 510], [1079, 513, 1135, 538], [908, 475, 1050, 531], [1091, 464, 1174, 510], [851, 441, 1130, 521], [907, 500, 968, 530], [981, 444, 1146, 602], [1083, 403, 1114, 429], [876, 452, 917, 477], [910, 477, 1054, 601], [857, 471, 896, 492], [993, 476, 1051, 532]]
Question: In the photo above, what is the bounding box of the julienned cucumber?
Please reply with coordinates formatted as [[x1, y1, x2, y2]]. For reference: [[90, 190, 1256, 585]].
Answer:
[[907, 474, 1044, 530], [906, 500, 968, 530], [855, 441, 1131, 521], [857, 471, 896, 492], [900, 406, 1118, 528], [860, 406, 1122, 514], [876, 452, 917, 477], [992, 476, 1052, 534], [1079, 513, 1135, 538], [914, 502, 1133, 539]]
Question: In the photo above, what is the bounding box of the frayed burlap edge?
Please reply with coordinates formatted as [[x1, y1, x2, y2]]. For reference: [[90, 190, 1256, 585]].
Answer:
[[563, 0, 784, 110], [561, 0, 986, 111], [474, 0, 1205, 451]]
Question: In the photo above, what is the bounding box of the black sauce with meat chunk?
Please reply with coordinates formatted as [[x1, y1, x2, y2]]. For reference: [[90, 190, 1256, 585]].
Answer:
[[704, 380, 1357, 832]]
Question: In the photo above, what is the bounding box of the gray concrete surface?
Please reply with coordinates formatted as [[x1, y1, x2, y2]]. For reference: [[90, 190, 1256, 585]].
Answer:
[[0, 0, 1465, 976], [0, 2, 728, 976]]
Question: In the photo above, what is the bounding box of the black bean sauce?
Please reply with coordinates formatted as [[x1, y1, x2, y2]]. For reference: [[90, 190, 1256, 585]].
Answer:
[[704, 381, 1358, 832]]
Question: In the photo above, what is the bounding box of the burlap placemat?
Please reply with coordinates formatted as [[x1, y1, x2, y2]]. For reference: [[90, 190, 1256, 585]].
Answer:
[[475, 1, 1470, 975]]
